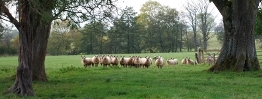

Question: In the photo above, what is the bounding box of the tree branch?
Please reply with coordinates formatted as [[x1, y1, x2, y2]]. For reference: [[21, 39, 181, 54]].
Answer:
[[210, 0, 228, 14], [0, 0, 20, 29]]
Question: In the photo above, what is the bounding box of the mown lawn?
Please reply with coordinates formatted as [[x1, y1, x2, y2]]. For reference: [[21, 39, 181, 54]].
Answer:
[[0, 52, 262, 99]]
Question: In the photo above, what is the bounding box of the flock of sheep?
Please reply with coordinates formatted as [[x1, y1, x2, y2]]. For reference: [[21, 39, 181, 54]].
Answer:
[[81, 55, 199, 69]]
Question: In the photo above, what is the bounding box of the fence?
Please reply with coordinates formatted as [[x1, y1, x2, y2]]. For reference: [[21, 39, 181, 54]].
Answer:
[[196, 49, 262, 65], [257, 50, 262, 61], [195, 47, 220, 65]]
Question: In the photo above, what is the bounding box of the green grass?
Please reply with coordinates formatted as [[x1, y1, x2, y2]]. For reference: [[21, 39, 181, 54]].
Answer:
[[207, 35, 222, 50], [0, 52, 262, 99]]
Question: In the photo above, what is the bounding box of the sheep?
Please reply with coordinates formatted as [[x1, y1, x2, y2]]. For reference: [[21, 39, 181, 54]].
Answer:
[[139, 56, 152, 68], [186, 58, 195, 65], [133, 56, 141, 68], [101, 55, 111, 67], [111, 56, 119, 66], [120, 56, 130, 67], [145, 56, 153, 65], [166, 58, 178, 66], [143, 57, 152, 68], [99, 55, 105, 66], [181, 57, 187, 64], [206, 55, 215, 65], [81, 56, 86, 66], [128, 56, 135, 67], [131, 56, 151, 68], [154, 56, 164, 69], [81, 56, 92, 67], [91, 55, 100, 67], [108, 55, 113, 64], [119, 56, 125, 67]]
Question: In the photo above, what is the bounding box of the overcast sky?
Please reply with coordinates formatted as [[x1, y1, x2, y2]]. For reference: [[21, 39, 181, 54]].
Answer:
[[117, 0, 222, 23], [3, 0, 223, 30]]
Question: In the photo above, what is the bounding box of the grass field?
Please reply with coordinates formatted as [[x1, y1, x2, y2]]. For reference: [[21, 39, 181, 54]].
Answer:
[[207, 35, 222, 50], [1, 52, 262, 99]]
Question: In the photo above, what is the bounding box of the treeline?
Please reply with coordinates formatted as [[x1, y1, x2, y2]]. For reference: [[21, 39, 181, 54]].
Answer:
[[47, 2, 201, 55], [0, 26, 18, 55], [0, 1, 224, 56]]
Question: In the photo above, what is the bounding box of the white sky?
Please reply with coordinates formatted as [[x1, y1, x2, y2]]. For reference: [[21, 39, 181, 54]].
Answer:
[[3, 0, 223, 30], [117, 0, 223, 24], [119, 0, 185, 12]]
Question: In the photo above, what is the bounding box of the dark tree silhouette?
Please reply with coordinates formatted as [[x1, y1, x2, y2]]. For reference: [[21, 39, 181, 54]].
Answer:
[[209, 0, 260, 71]]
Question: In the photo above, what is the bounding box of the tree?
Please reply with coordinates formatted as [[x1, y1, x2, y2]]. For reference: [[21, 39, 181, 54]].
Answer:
[[138, 0, 180, 53], [196, 0, 216, 50], [178, 21, 188, 52], [209, 0, 260, 71], [11, 35, 19, 52], [108, 6, 142, 54], [155, 6, 180, 52], [138, 0, 162, 53], [110, 7, 135, 53], [80, 21, 106, 54], [1, 28, 13, 48], [48, 20, 71, 55], [0, 23, 3, 40], [215, 21, 224, 44], [67, 29, 82, 55], [0, 0, 115, 96], [254, 7, 262, 48], [184, 31, 202, 51], [255, 6, 262, 35], [184, 0, 199, 51], [120, 7, 139, 53]]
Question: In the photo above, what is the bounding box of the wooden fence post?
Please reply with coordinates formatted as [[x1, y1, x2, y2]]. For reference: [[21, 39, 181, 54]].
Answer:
[[198, 47, 204, 64], [195, 53, 199, 64]]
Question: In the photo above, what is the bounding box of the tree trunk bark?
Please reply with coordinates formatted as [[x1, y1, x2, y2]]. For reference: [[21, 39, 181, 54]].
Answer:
[[4, 0, 51, 96], [4, 25, 35, 96], [193, 28, 198, 51], [4, 10, 36, 95], [32, 24, 50, 81], [209, 0, 260, 72], [203, 36, 207, 51]]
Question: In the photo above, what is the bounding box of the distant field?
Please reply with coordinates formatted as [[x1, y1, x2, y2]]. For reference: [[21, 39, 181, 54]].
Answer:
[[207, 35, 222, 50], [0, 52, 198, 70], [1, 52, 262, 99], [207, 35, 262, 50]]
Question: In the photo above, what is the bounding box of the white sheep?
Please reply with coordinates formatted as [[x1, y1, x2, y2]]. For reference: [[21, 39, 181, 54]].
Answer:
[[128, 56, 136, 67], [133, 56, 141, 68], [91, 55, 100, 67], [99, 55, 105, 66], [166, 58, 178, 66], [153, 56, 164, 69], [139, 56, 152, 68], [81, 56, 92, 67], [181, 57, 187, 64], [120, 56, 130, 67], [111, 56, 119, 66], [143, 57, 152, 68], [101, 55, 111, 67], [145, 56, 153, 65]]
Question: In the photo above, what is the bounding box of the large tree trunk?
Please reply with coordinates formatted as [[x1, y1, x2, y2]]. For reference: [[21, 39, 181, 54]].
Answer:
[[209, 0, 260, 71], [32, 24, 50, 81], [4, 4, 36, 95], [4, 25, 35, 96], [4, 0, 51, 96]]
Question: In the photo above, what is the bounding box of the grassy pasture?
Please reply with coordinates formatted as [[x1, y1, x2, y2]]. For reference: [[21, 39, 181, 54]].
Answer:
[[0, 52, 262, 99]]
